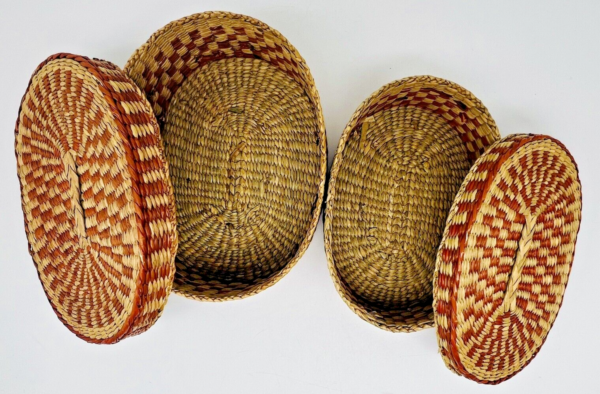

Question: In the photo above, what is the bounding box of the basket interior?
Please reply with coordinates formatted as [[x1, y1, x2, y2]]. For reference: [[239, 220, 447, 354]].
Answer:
[[326, 77, 499, 331], [125, 12, 326, 300]]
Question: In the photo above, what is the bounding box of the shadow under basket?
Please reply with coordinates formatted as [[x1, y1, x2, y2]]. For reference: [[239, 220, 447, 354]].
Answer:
[[324, 76, 582, 384], [14, 12, 327, 344]]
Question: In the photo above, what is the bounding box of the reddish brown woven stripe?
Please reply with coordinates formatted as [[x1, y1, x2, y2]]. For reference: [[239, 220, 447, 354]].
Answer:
[[89, 57, 177, 340]]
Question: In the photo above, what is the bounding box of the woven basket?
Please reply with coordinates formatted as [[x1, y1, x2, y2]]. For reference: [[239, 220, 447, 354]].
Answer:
[[324, 77, 582, 383], [15, 12, 326, 342], [125, 12, 327, 301]]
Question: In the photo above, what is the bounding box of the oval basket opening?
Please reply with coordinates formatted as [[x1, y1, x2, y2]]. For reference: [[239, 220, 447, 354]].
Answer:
[[325, 76, 499, 332], [126, 12, 327, 301]]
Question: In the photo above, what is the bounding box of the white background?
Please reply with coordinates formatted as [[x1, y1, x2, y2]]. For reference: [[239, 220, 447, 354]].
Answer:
[[1, 1, 599, 393]]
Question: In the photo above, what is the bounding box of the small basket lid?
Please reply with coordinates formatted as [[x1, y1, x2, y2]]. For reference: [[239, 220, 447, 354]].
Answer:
[[15, 54, 178, 343], [433, 134, 582, 383]]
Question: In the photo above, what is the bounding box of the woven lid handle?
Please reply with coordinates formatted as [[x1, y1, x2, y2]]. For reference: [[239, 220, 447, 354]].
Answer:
[[501, 214, 536, 313], [63, 150, 87, 241]]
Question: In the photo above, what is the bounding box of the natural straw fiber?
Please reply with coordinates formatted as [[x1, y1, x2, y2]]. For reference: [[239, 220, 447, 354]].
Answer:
[[324, 76, 500, 332], [125, 12, 327, 300], [15, 54, 177, 343], [433, 134, 582, 384]]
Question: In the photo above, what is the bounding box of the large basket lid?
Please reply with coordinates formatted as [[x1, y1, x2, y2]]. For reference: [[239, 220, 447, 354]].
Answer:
[[433, 134, 582, 383], [15, 53, 178, 343]]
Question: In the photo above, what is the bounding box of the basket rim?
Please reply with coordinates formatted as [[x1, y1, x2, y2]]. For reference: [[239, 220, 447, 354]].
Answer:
[[125, 11, 328, 301], [323, 75, 500, 332], [14, 53, 178, 343], [124, 11, 322, 109]]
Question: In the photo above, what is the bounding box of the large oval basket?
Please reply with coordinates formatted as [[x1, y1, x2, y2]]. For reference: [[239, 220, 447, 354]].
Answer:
[[324, 76, 582, 383], [125, 12, 327, 301]]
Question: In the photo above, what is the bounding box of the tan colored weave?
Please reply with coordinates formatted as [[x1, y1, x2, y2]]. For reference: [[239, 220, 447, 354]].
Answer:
[[324, 76, 500, 332], [433, 134, 582, 384], [15, 54, 177, 343], [125, 12, 327, 300]]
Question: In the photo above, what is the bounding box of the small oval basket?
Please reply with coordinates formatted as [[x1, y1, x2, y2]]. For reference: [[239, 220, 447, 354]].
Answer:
[[324, 76, 582, 383], [15, 12, 327, 343]]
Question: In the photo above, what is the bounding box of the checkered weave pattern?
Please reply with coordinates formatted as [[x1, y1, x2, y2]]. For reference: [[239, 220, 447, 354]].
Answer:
[[125, 11, 321, 127], [433, 134, 582, 383], [15, 54, 177, 343]]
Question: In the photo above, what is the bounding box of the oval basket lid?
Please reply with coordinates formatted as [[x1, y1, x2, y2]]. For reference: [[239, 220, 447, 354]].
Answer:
[[15, 53, 178, 343], [433, 134, 582, 383]]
